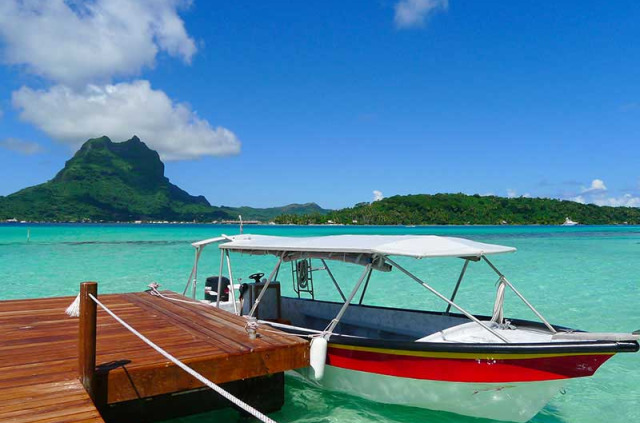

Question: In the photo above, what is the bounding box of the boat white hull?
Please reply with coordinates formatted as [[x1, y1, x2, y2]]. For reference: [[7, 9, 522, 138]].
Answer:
[[298, 365, 565, 422]]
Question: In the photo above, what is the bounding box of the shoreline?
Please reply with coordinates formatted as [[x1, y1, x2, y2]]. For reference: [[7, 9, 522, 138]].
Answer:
[[1, 221, 638, 228]]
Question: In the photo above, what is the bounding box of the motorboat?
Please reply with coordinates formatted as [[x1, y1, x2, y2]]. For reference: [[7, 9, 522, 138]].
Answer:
[[183, 234, 638, 422], [561, 217, 578, 226]]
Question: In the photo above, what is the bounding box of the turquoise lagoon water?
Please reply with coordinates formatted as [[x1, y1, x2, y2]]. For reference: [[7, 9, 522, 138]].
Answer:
[[0, 224, 638, 423]]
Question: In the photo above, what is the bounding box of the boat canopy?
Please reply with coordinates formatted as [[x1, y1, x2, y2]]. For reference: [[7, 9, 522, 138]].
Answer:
[[216, 234, 516, 260], [191, 236, 228, 249]]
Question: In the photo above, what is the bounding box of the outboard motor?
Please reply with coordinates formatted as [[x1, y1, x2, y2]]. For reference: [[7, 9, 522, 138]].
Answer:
[[205, 276, 230, 302]]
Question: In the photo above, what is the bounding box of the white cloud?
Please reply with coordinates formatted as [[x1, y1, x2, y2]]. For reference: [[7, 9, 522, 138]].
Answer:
[[0, 0, 196, 85], [566, 178, 640, 207], [507, 189, 530, 198], [582, 178, 607, 193], [570, 195, 586, 204], [373, 190, 384, 202], [0, 137, 44, 155], [617, 194, 640, 207], [12, 80, 240, 160], [394, 0, 448, 29], [590, 193, 640, 208], [0, 1, 244, 164], [510, 178, 639, 208], [572, 191, 640, 207]]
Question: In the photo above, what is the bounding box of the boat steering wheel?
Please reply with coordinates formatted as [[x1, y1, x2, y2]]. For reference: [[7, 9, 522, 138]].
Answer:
[[248, 272, 264, 283]]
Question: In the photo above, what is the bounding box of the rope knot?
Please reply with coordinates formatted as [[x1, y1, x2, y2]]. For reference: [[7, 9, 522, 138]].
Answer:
[[245, 317, 259, 340]]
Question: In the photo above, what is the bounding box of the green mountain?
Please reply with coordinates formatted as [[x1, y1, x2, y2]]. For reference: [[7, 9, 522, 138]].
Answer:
[[275, 193, 640, 225], [0, 136, 329, 222], [0, 136, 223, 221]]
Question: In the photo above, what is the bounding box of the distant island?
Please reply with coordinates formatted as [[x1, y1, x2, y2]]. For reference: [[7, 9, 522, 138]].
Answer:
[[275, 193, 640, 225], [1, 136, 638, 225], [0, 136, 328, 223]]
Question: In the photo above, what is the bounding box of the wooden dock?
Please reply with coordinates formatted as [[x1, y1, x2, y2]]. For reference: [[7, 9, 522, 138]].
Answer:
[[0, 287, 310, 422]]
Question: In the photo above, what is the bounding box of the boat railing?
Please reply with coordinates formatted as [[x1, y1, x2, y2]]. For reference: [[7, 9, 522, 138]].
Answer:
[[384, 256, 510, 343], [482, 256, 556, 333], [183, 234, 556, 345]]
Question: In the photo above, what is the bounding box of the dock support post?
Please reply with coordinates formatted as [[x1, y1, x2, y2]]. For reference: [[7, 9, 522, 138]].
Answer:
[[79, 281, 98, 401]]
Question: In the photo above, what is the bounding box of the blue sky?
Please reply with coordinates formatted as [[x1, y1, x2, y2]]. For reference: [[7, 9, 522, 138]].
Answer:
[[0, 0, 638, 209]]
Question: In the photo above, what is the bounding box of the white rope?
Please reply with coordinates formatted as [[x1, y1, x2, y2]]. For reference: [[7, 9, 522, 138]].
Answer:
[[255, 319, 364, 339], [66, 294, 81, 317], [257, 327, 316, 338], [482, 256, 557, 334], [148, 284, 209, 306], [88, 294, 277, 423], [146, 286, 318, 341], [257, 319, 324, 334], [147, 285, 361, 344], [491, 277, 506, 323]]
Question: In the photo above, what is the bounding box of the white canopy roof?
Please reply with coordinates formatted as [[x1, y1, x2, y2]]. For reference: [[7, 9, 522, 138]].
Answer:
[[214, 234, 516, 259], [191, 236, 227, 248]]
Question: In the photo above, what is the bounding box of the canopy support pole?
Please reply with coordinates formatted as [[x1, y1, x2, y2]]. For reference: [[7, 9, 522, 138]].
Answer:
[[384, 256, 509, 343], [192, 248, 198, 299], [324, 264, 372, 337], [248, 254, 284, 318], [358, 268, 373, 305], [445, 259, 469, 314], [182, 250, 194, 296], [192, 247, 203, 299], [216, 249, 225, 308], [184, 247, 203, 297], [321, 259, 347, 302], [482, 256, 556, 333], [225, 250, 239, 314]]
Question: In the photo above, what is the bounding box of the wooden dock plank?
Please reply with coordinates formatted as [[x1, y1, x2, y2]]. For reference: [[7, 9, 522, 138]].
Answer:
[[96, 292, 309, 403], [0, 290, 310, 422]]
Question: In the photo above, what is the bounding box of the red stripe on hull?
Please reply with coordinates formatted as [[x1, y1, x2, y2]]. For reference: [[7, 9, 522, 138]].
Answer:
[[326, 346, 613, 383]]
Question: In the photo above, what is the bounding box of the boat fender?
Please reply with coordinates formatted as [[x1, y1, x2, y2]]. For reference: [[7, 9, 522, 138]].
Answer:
[[310, 336, 328, 380]]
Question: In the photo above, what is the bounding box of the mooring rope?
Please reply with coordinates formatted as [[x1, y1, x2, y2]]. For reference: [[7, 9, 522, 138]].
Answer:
[[88, 293, 277, 423], [146, 286, 316, 339], [147, 283, 209, 306], [144, 285, 363, 342]]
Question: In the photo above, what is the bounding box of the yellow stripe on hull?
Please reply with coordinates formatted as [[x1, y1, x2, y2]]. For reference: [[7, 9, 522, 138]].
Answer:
[[329, 343, 613, 360]]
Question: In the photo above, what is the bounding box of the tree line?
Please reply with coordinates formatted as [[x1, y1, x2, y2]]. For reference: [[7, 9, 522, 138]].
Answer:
[[274, 193, 640, 225]]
